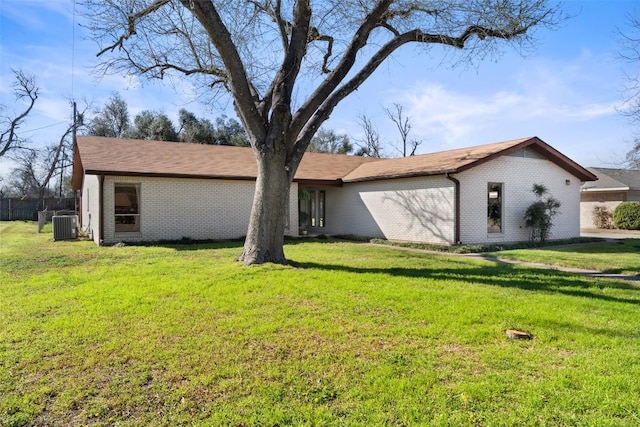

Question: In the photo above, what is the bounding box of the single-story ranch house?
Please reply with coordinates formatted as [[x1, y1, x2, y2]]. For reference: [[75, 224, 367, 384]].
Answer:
[[72, 135, 596, 246], [580, 167, 640, 228]]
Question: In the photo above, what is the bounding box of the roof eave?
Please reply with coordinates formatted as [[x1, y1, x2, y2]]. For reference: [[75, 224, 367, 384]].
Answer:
[[83, 170, 258, 182], [343, 169, 456, 183], [580, 186, 630, 192], [294, 178, 343, 187]]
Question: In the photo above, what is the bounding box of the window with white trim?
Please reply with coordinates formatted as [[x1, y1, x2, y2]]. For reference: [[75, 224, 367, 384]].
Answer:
[[487, 182, 503, 233], [114, 183, 140, 232]]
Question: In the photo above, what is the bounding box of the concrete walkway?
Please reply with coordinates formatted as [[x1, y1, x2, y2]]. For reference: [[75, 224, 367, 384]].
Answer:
[[462, 252, 640, 283], [372, 242, 640, 283], [581, 229, 640, 240]]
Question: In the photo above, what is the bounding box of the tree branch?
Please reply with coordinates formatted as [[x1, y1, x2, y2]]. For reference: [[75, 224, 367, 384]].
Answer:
[[294, 14, 548, 154], [289, 0, 393, 146], [41, 123, 74, 192], [265, 0, 311, 151], [179, 0, 266, 143], [247, 0, 290, 51], [0, 70, 39, 158], [97, 0, 172, 56]]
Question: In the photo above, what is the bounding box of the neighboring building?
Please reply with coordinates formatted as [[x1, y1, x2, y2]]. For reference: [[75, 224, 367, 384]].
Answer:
[[72, 135, 596, 246], [580, 167, 640, 228]]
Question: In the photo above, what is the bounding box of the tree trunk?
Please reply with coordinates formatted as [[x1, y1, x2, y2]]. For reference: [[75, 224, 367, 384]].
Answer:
[[238, 146, 292, 265]]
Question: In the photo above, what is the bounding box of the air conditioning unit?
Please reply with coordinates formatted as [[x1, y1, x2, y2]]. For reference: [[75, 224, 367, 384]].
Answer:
[[52, 215, 78, 241]]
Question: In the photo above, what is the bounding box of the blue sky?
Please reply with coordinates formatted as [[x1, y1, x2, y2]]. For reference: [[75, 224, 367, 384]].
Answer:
[[1, 0, 639, 179]]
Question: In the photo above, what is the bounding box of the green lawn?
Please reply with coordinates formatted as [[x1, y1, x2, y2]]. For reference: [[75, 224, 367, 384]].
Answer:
[[2, 221, 640, 426], [491, 239, 640, 275]]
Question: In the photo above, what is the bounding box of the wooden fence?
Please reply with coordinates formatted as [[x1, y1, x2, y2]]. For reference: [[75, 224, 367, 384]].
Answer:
[[0, 197, 75, 221]]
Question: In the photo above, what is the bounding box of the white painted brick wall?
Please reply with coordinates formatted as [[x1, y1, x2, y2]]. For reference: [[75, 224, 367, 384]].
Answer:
[[84, 153, 583, 246], [457, 156, 582, 244], [325, 176, 455, 244], [80, 174, 101, 244], [96, 176, 297, 245]]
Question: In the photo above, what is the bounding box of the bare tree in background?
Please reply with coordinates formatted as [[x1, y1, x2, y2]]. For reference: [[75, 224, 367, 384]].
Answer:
[[1, 69, 39, 158], [355, 114, 384, 158], [85, 0, 564, 264], [384, 103, 423, 157], [619, 12, 640, 168], [9, 103, 87, 205]]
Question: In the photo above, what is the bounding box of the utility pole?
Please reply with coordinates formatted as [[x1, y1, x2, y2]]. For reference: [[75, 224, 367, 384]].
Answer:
[[72, 101, 77, 211]]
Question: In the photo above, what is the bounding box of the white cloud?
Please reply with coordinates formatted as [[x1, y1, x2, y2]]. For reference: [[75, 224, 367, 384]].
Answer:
[[36, 97, 73, 123], [393, 55, 620, 149]]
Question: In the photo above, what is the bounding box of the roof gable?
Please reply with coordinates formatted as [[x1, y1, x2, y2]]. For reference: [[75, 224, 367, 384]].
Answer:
[[343, 136, 597, 182]]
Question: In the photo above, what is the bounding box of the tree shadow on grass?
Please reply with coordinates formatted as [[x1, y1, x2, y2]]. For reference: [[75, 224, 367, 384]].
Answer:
[[137, 235, 344, 251], [290, 259, 640, 306], [137, 238, 246, 251]]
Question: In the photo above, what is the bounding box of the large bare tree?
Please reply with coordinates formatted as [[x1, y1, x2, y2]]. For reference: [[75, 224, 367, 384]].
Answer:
[[619, 12, 640, 167], [85, 0, 562, 264], [1, 69, 39, 158], [9, 103, 87, 205]]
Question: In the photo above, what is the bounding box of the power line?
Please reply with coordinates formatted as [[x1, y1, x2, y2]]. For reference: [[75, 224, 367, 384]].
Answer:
[[20, 121, 68, 134], [72, 0, 76, 101]]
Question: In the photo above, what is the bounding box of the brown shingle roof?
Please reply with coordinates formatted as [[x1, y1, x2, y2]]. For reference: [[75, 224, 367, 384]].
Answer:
[[581, 167, 640, 191], [344, 136, 596, 182], [72, 136, 379, 189], [72, 135, 596, 190]]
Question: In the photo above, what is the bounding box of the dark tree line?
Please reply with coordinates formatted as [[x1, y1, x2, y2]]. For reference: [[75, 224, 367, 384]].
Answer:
[[87, 93, 367, 153], [87, 92, 250, 146]]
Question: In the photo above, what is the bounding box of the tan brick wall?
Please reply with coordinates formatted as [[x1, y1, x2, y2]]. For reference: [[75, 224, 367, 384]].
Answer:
[[457, 156, 582, 244], [581, 192, 627, 203], [579, 192, 625, 228], [97, 176, 297, 245], [629, 190, 640, 202]]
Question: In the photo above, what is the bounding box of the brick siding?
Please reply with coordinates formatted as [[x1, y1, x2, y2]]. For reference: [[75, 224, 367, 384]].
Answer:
[[458, 155, 581, 244], [83, 175, 297, 245], [81, 154, 583, 246], [325, 176, 455, 244]]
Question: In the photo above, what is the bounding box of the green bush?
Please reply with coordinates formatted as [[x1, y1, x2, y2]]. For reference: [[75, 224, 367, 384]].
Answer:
[[524, 184, 560, 242], [613, 202, 640, 230]]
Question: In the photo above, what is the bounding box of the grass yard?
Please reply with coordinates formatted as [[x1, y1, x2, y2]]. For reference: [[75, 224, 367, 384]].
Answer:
[[491, 239, 640, 276], [2, 221, 640, 426]]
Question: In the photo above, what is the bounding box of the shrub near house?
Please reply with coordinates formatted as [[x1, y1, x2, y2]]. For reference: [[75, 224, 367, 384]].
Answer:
[[592, 205, 613, 229], [613, 201, 640, 230]]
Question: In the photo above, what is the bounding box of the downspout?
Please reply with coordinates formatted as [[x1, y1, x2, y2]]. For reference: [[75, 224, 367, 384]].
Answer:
[[99, 175, 105, 246], [446, 173, 461, 245]]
